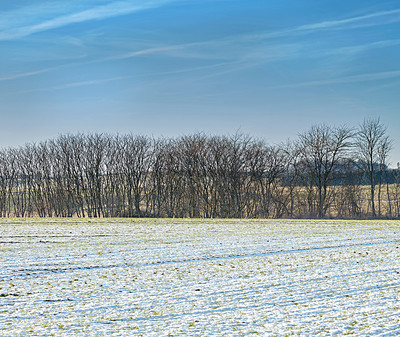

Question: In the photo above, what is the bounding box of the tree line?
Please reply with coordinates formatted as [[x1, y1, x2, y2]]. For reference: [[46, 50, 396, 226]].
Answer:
[[0, 118, 399, 219]]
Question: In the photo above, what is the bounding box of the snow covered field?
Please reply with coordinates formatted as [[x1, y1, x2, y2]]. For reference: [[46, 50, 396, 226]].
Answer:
[[1, 218, 399, 336]]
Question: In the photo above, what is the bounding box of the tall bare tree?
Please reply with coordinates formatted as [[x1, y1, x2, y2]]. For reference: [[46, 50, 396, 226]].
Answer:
[[0, 127, 397, 219], [298, 124, 353, 218], [356, 118, 392, 217]]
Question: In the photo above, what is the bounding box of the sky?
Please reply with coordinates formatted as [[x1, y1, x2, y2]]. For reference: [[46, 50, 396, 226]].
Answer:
[[1, 0, 400, 165]]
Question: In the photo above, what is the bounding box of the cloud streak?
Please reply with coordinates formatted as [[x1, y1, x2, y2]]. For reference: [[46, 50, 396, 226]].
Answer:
[[245, 8, 400, 42], [0, 43, 200, 83], [327, 39, 400, 56], [295, 8, 400, 32], [106, 45, 187, 61], [2, 4, 400, 89], [273, 70, 400, 88], [7, 76, 131, 95], [120, 9, 400, 66], [0, 67, 60, 81], [0, 0, 177, 41]]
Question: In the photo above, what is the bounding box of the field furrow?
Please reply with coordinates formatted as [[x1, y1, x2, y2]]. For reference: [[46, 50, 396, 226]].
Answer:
[[0, 219, 399, 336]]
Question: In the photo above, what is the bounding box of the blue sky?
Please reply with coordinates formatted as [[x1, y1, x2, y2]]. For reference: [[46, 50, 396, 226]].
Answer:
[[1, 0, 400, 165]]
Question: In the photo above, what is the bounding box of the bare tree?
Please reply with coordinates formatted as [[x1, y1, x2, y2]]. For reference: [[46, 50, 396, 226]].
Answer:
[[378, 136, 393, 217], [356, 118, 392, 217], [298, 124, 353, 218], [119, 135, 152, 217], [0, 126, 397, 219], [246, 141, 286, 218], [393, 163, 400, 218]]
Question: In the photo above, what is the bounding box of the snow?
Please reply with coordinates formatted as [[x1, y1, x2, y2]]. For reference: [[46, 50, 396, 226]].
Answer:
[[1, 218, 399, 336]]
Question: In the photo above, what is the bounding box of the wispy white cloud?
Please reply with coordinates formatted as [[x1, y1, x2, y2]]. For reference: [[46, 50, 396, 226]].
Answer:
[[106, 45, 187, 60], [0, 0, 177, 41], [143, 61, 240, 77], [115, 9, 400, 65], [245, 8, 400, 42], [0, 44, 196, 83], [8, 76, 131, 95], [327, 39, 400, 56], [2, 4, 400, 87], [3, 36, 393, 85], [0, 67, 59, 81], [2, 3, 398, 43], [273, 70, 400, 88], [295, 9, 400, 32], [169, 9, 400, 80]]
